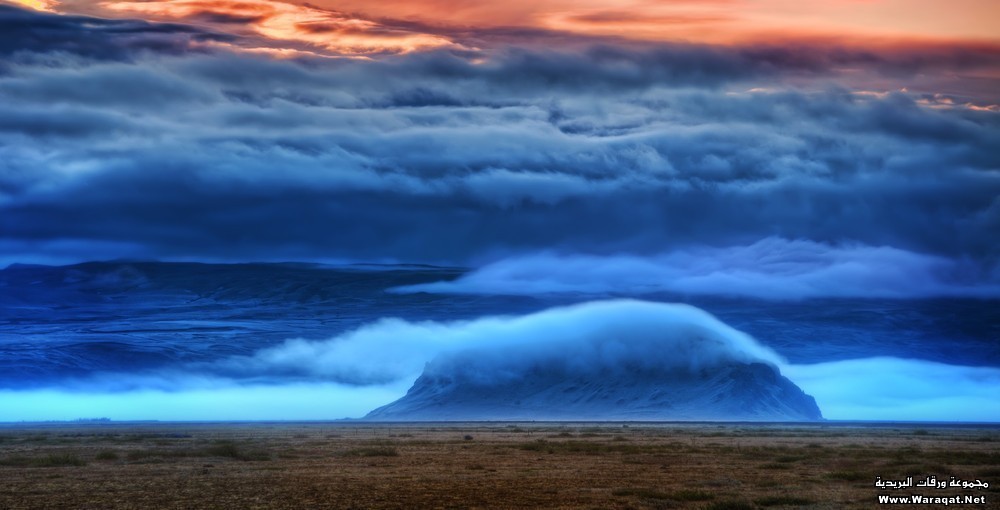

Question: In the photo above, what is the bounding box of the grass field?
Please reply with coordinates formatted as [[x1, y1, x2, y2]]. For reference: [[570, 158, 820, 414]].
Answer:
[[0, 422, 997, 509]]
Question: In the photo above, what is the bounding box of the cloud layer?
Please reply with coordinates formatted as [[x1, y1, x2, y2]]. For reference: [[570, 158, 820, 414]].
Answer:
[[213, 300, 786, 386], [2, 300, 997, 421], [785, 358, 1000, 422], [392, 238, 1000, 299], [40, 0, 1000, 49], [1, 5, 998, 275]]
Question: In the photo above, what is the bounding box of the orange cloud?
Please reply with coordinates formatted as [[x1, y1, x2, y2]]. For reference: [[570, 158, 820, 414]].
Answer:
[[3, 0, 59, 12], [542, 4, 739, 44], [101, 0, 456, 56], [29, 0, 1000, 60], [309, 0, 1000, 46], [535, 0, 1000, 46]]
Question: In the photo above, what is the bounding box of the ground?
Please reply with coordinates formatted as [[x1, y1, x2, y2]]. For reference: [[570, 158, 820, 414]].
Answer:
[[0, 422, 997, 509]]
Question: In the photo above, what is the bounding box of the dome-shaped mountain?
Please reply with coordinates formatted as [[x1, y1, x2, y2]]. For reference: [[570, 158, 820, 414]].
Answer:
[[366, 360, 821, 421], [365, 300, 822, 421]]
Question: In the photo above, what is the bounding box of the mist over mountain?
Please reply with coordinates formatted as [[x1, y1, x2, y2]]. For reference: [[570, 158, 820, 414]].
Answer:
[[364, 300, 822, 421]]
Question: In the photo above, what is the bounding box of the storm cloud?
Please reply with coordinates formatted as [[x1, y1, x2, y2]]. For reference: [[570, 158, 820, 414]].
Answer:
[[0, 5, 998, 283]]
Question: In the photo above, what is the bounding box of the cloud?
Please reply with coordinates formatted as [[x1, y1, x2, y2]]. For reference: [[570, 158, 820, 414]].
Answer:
[[0, 4, 231, 61], [2, 300, 789, 420], [392, 238, 1000, 299], [100, 0, 458, 57], [245, 0, 1000, 46], [2, 300, 996, 421], [0, 382, 410, 421], [784, 358, 1000, 422], [0, 5, 998, 271], [208, 300, 785, 386], [37, 300, 780, 392]]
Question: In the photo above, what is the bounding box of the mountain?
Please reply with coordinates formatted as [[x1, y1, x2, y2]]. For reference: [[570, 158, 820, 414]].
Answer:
[[363, 300, 824, 421], [366, 361, 822, 421]]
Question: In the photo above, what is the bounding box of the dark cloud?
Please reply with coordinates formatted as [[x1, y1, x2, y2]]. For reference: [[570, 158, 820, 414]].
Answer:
[[0, 5, 998, 279], [183, 11, 268, 25], [0, 4, 232, 61]]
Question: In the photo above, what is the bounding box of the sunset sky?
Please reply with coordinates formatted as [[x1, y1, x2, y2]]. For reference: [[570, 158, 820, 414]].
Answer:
[[1, 0, 998, 286], [21, 0, 1000, 47]]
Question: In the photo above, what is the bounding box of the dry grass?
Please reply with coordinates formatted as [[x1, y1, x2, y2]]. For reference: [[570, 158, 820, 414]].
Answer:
[[0, 422, 997, 509]]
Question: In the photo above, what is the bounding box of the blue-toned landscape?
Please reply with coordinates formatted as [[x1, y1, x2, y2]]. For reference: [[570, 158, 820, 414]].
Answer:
[[2, 261, 997, 422], [2, 0, 999, 427], [2, 1, 1000, 507]]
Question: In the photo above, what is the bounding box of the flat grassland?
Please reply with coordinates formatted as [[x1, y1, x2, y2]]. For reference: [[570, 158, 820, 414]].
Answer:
[[0, 422, 997, 509]]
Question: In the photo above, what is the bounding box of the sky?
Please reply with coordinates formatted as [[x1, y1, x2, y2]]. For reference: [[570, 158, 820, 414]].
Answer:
[[0, 0, 999, 421], [1, 0, 998, 282]]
